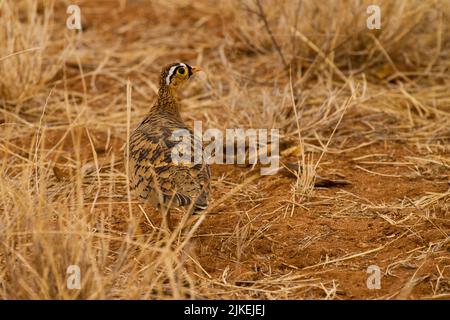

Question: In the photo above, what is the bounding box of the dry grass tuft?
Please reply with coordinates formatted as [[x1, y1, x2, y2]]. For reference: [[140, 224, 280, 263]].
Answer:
[[0, 1, 73, 108]]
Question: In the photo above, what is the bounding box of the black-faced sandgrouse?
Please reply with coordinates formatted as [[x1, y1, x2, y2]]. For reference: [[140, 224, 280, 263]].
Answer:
[[128, 62, 210, 228]]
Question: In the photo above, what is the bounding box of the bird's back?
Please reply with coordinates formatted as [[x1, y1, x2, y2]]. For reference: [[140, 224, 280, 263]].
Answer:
[[129, 110, 210, 213]]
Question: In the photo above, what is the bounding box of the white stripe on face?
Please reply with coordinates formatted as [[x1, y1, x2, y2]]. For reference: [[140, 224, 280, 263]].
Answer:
[[165, 63, 187, 85]]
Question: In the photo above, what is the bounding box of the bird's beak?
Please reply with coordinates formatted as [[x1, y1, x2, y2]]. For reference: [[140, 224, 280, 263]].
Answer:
[[191, 66, 202, 74]]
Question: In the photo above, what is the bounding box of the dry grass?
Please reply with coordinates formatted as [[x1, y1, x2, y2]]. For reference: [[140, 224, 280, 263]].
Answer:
[[0, 0, 449, 299]]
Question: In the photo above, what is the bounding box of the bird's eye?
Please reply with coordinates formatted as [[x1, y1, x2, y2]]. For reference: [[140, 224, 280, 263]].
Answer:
[[177, 67, 185, 75]]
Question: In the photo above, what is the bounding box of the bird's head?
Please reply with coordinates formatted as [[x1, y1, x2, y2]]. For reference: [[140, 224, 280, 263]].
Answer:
[[160, 62, 201, 90]]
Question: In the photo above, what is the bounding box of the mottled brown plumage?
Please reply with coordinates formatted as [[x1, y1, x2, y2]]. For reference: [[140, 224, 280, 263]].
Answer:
[[128, 62, 210, 223]]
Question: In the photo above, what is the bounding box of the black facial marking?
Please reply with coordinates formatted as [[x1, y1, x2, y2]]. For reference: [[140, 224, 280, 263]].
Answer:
[[168, 63, 192, 85], [186, 64, 193, 77]]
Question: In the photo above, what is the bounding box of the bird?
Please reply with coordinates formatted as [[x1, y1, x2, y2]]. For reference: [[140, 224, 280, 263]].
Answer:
[[128, 62, 210, 229]]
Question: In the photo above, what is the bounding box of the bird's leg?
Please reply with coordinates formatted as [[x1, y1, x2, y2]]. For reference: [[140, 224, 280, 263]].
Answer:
[[166, 210, 173, 231], [159, 204, 173, 232]]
